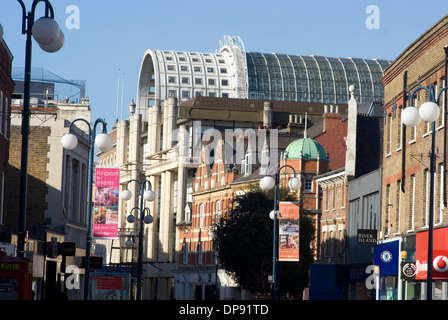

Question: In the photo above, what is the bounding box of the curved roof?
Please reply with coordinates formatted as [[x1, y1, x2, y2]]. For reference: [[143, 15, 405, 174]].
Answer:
[[283, 138, 327, 161], [136, 36, 390, 121], [246, 52, 390, 104]]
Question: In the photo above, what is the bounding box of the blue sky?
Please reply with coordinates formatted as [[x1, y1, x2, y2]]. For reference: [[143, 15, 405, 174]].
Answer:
[[1, 0, 447, 129]]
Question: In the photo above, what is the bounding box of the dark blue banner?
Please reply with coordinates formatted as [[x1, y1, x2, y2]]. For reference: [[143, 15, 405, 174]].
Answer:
[[374, 240, 399, 276]]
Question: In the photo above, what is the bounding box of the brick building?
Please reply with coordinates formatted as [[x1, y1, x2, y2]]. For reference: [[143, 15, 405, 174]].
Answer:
[[381, 14, 448, 300], [0, 40, 14, 231], [7, 94, 91, 300]]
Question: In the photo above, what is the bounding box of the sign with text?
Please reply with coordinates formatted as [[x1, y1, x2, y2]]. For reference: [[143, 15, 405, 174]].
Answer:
[[93, 167, 120, 239], [415, 228, 448, 280], [89, 272, 130, 300], [357, 229, 377, 244], [278, 202, 300, 262]]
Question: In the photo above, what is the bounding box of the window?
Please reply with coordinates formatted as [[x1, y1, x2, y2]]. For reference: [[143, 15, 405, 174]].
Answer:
[[182, 241, 189, 264], [222, 93, 229, 98], [167, 65, 175, 71], [168, 90, 177, 97], [409, 175, 416, 231], [182, 91, 190, 99], [180, 65, 188, 72], [207, 67, 214, 73], [216, 200, 221, 222], [198, 242, 203, 265], [304, 178, 313, 192], [199, 203, 204, 228], [221, 79, 228, 86], [4, 98, 8, 138], [168, 76, 176, 83], [208, 79, 216, 86], [182, 77, 189, 84], [195, 78, 202, 85], [220, 68, 227, 74]]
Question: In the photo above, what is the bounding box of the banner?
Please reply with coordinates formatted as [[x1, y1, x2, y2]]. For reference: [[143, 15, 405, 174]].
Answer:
[[93, 167, 120, 239], [278, 202, 300, 261], [374, 240, 399, 276]]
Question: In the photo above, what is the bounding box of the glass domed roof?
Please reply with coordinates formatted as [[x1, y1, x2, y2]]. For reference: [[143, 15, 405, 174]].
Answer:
[[283, 138, 327, 160]]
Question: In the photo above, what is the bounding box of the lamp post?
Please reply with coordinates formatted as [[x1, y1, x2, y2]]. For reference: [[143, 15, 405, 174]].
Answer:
[[401, 73, 448, 300], [61, 118, 113, 300], [121, 179, 155, 300], [9, 0, 65, 259], [259, 165, 301, 300]]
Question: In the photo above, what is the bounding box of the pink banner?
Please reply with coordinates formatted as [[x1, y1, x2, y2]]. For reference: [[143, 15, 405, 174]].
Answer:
[[278, 202, 300, 261], [93, 167, 120, 239]]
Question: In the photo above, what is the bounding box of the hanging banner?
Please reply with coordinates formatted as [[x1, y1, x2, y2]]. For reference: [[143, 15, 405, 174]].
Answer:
[[374, 239, 399, 276], [93, 167, 120, 239], [278, 202, 300, 261]]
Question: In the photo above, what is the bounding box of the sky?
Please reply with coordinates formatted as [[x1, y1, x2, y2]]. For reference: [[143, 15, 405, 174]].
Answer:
[[1, 0, 447, 130]]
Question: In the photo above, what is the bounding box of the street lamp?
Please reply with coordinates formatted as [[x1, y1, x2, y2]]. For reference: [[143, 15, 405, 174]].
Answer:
[[401, 68, 448, 300], [61, 118, 113, 300], [8, 0, 65, 259], [259, 165, 301, 299], [121, 179, 155, 300]]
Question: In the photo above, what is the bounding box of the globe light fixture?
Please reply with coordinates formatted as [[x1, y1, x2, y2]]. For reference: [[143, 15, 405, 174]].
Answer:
[[31, 16, 60, 45], [259, 175, 275, 190], [401, 106, 421, 127], [95, 132, 114, 152], [121, 189, 132, 201], [61, 133, 78, 150], [143, 190, 156, 201], [419, 101, 440, 123], [288, 177, 301, 191], [126, 214, 135, 224], [143, 214, 154, 224], [39, 29, 64, 53]]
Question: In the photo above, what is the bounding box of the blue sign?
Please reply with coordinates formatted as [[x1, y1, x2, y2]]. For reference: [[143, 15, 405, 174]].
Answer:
[[374, 240, 399, 276]]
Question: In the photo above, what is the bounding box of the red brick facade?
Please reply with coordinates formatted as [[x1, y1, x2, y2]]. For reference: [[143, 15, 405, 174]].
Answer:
[[0, 41, 14, 228]]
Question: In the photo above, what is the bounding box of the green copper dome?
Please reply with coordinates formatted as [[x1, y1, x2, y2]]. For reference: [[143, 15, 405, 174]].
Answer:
[[283, 138, 327, 160]]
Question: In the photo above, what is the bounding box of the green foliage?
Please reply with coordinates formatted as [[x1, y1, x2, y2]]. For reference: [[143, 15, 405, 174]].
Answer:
[[214, 184, 315, 297]]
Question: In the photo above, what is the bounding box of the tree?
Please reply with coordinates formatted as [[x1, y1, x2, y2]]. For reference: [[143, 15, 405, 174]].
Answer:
[[213, 184, 315, 298]]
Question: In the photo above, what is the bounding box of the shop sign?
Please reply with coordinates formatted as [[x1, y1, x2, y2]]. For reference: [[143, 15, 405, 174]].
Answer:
[[0, 263, 20, 272], [357, 229, 377, 244], [401, 262, 416, 280], [415, 228, 448, 280]]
